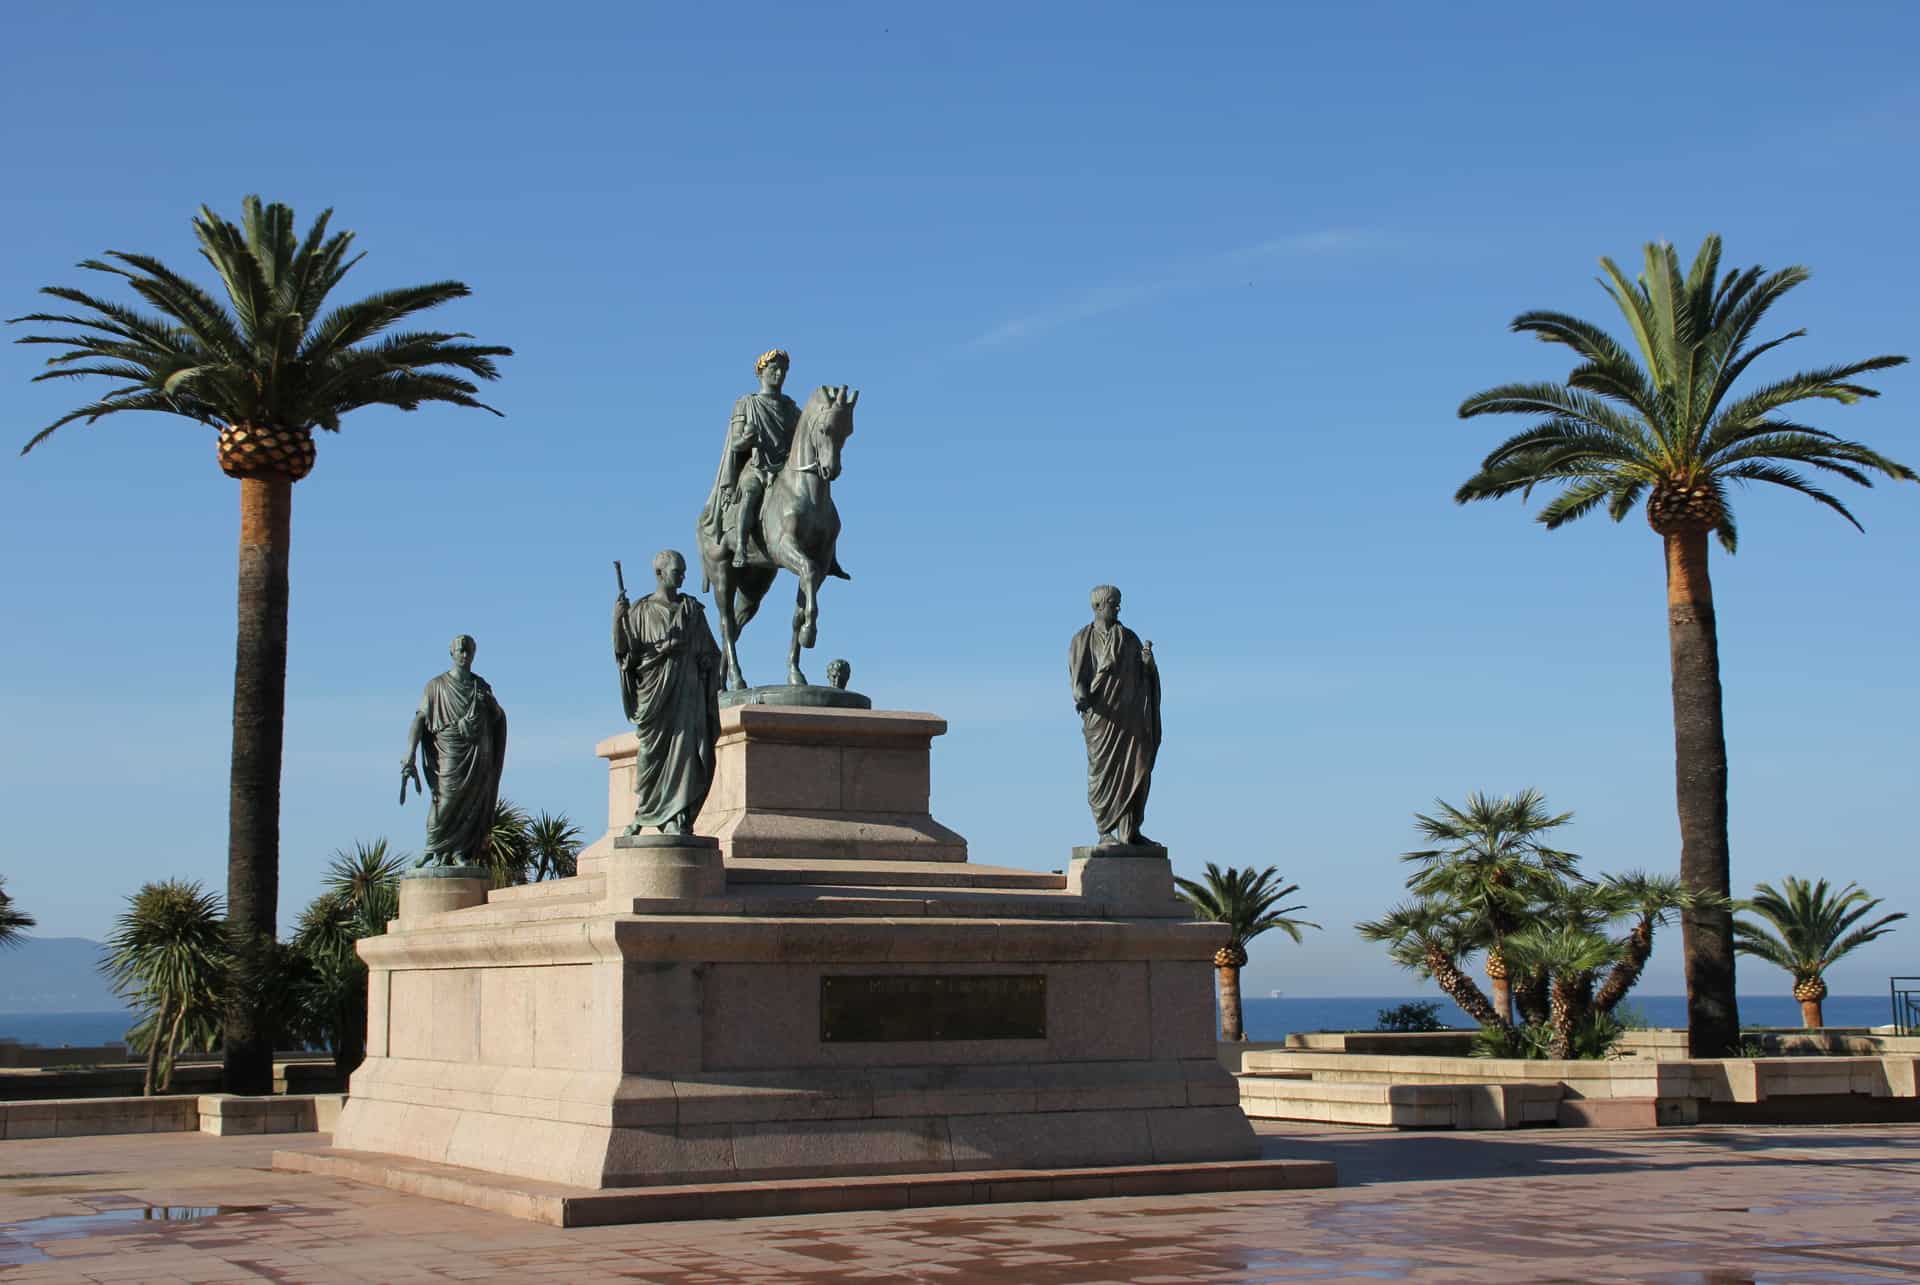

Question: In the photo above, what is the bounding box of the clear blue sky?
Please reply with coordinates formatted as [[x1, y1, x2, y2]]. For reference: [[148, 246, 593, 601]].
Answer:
[[2, 1, 1915, 999]]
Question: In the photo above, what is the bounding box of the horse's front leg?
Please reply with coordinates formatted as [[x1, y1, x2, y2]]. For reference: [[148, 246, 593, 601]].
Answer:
[[787, 579, 810, 687], [713, 567, 748, 692]]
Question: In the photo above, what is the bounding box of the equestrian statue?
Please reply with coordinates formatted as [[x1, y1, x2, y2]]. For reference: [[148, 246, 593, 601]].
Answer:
[[695, 348, 858, 691]]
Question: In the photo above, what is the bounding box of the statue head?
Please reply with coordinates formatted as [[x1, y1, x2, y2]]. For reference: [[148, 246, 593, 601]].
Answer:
[[652, 548, 687, 593], [1090, 585, 1121, 625], [755, 348, 790, 395], [449, 633, 477, 672], [826, 658, 851, 690]]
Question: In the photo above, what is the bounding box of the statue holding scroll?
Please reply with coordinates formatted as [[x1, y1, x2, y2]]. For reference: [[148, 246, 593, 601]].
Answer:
[[1068, 585, 1161, 848], [615, 550, 723, 834]]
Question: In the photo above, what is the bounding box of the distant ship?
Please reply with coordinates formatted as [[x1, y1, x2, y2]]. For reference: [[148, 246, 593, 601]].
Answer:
[[1268, 990, 1284, 998]]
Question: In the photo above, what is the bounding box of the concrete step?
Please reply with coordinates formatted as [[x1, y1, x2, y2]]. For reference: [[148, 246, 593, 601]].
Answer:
[[485, 876, 607, 905], [734, 886, 1091, 918], [728, 857, 1066, 891], [1237, 1074, 1562, 1130]]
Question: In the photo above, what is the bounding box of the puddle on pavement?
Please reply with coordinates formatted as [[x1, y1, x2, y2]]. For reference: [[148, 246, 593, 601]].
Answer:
[[0, 1204, 287, 1265]]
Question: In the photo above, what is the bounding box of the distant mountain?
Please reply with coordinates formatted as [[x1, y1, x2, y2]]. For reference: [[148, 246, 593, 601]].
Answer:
[[0, 937, 123, 1014]]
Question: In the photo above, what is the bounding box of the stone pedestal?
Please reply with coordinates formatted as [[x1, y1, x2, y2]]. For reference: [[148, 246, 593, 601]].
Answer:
[[604, 835, 723, 906], [396, 868, 488, 926], [334, 704, 1258, 1191], [582, 704, 967, 870], [1067, 845, 1188, 917]]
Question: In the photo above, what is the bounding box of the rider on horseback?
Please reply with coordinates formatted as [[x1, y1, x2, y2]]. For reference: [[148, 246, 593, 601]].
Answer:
[[719, 348, 802, 568]]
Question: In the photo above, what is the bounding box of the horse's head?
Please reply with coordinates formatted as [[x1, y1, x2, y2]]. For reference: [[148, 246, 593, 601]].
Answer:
[[790, 385, 858, 482]]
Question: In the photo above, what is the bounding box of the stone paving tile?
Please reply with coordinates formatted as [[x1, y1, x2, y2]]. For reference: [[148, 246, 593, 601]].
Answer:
[[2, 1124, 1919, 1281]]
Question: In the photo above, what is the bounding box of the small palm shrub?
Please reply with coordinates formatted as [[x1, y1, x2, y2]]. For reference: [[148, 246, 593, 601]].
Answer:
[[101, 881, 229, 1094], [1363, 797, 1705, 1060]]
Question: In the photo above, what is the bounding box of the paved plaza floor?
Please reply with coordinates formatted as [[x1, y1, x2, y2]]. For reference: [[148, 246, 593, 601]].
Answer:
[[1, 1121, 1916, 1283]]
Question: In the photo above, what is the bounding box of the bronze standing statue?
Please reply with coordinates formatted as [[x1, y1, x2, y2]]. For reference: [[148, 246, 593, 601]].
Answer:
[[696, 348, 858, 690], [1068, 586, 1161, 847], [401, 634, 508, 867], [614, 550, 723, 834]]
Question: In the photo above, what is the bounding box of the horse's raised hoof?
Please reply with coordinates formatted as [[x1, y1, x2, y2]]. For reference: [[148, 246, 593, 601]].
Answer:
[[801, 625, 817, 648]]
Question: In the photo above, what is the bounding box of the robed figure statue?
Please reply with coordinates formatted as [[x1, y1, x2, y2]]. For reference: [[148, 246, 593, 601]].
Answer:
[[615, 549, 723, 834], [401, 634, 508, 867], [1068, 585, 1161, 847]]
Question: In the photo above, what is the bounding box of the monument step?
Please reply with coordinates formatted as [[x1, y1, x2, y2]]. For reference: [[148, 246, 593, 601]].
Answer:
[[485, 876, 607, 904], [732, 887, 1093, 918], [727, 857, 1065, 891], [275, 1146, 1335, 1227]]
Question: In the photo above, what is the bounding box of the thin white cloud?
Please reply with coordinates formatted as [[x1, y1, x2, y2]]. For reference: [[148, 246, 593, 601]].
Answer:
[[964, 229, 1370, 350]]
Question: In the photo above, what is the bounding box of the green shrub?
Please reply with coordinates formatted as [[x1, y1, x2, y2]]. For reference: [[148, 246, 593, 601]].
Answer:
[[1375, 1001, 1448, 1032]]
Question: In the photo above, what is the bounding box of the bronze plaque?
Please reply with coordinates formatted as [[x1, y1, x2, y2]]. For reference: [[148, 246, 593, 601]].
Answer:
[[820, 974, 1046, 1043]]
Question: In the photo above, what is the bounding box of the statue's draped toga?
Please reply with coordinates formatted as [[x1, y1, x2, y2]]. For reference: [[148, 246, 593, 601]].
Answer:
[[1068, 618, 1161, 843], [698, 389, 802, 566], [415, 668, 508, 863], [616, 589, 723, 830]]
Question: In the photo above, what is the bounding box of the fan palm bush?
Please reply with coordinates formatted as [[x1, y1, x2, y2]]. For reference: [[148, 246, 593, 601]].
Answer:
[[526, 812, 583, 882], [1452, 235, 1912, 1055], [0, 878, 34, 949], [1735, 877, 1905, 1027], [1175, 864, 1317, 1041], [291, 841, 406, 1076], [484, 799, 535, 889], [100, 880, 229, 1094], [1363, 801, 1703, 1059], [1400, 789, 1580, 1023], [13, 196, 510, 1092]]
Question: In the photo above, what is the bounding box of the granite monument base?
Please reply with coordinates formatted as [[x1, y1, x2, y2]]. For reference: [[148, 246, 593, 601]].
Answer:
[[330, 705, 1258, 1190]]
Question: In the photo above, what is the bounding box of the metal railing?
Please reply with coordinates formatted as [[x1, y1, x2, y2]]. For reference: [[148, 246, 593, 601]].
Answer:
[[1892, 977, 1920, 1035]]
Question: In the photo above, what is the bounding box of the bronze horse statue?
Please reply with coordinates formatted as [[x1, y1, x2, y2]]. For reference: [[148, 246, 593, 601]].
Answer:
[[696, 385, 857, 690]]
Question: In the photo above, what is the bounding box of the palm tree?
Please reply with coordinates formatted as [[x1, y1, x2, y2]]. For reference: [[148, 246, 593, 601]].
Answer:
[[1592, 872, 1702, 1013], [1358, 898, 1509, 1032], [1453, 235, 1913, 1056], [1400, 789, 1580, 1024], [324, 838, 408, 910], [1735, 877, 1906, 1027], [100, 880, 229, 1094], [526, 812, 583, 882], [0, 878, 34, 949], [13, 196, 510, 1093], [1174, 864, 1318, 1041], [483, 799, 535, 889], [291, 877, 399, 1079]]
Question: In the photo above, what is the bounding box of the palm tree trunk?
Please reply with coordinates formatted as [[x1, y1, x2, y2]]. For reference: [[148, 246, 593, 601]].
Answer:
[[1426, 946, 1509, 1032], [1514, 969, 1550, 1026], [1664, 528, 1740, 1057], [1217, 964, 1244, 1041], [1800, 997, 1825, 1028], [1547, 978, 1575, 1060], [143, 998, 171, 1097], [224, 475, 292, 1095], [1486, 946, 1513, 1025], [1594, 921, 1654, 1014], [158, 1003, 189, 1094]]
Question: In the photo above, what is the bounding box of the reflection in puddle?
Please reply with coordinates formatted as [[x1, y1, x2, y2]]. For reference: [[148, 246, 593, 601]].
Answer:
[[0, 1204, 286, 1265]]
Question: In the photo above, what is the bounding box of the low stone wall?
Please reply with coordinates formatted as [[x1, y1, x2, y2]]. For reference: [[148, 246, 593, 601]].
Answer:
[[0, 1057, 340, 1101], [1239, 1047, 1920, 1129], [0, 1092, 343, 1140], [0, 1042, 132, 1069], [1284, 1032, 1478, 1057]]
